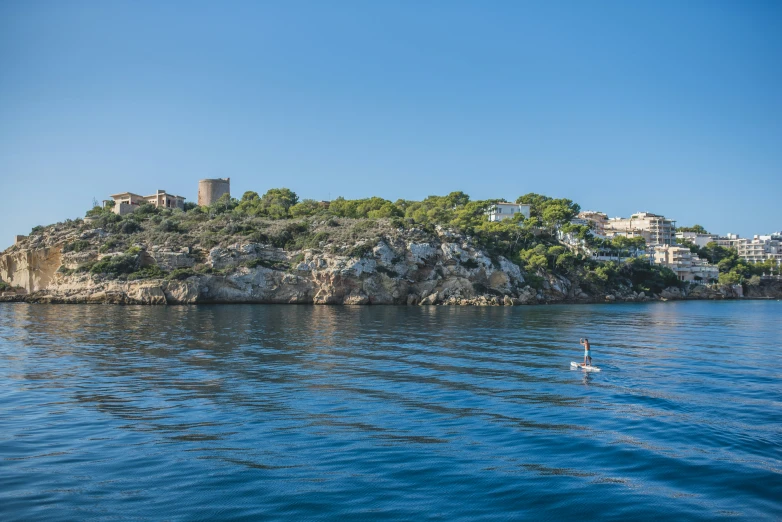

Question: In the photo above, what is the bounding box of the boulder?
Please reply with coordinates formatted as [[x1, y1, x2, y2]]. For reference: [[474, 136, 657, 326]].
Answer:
[[420, 293, 438, 305]]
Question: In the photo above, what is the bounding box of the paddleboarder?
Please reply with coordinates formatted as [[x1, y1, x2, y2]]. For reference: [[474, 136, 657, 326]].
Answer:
[[580, 338, 592, 367]]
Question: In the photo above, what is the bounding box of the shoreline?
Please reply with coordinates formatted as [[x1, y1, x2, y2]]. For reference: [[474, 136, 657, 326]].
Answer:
[[2, 293, 777, 306]]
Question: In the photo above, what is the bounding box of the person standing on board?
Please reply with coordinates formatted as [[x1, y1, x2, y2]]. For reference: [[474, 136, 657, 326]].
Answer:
[[580, 338, 592, 366]]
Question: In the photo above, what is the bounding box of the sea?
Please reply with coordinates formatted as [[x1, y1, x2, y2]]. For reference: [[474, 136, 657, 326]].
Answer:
[[1, 301, 780, 521]]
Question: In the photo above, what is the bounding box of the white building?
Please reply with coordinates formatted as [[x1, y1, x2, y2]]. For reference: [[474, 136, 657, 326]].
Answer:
[[715, 233, 740, 250], [651, 245, 719, 283], [675, 231, 718, 248], [715, 233, 782, 264], [486, 202, 531, 222], [736, 235, 782, 264]]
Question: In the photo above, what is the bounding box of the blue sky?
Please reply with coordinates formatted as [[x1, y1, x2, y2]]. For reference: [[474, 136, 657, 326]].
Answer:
[[1, 1, 780, 249]]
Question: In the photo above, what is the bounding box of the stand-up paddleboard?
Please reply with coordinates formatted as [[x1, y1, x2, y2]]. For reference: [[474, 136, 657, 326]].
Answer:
[[571, 361, 601, 372]]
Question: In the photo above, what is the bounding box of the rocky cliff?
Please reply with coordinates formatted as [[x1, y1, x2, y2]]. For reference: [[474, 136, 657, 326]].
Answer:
[[1, 216, 778, 305], [0, 225, 549, 304]]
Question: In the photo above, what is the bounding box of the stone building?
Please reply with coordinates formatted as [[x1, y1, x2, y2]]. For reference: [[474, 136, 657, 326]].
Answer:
[[198, 178, 231, 206], [105, 190, 186, 216]]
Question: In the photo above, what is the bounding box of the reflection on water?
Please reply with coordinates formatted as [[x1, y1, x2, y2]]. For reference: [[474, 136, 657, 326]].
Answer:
[[1, 301, 781, 521]]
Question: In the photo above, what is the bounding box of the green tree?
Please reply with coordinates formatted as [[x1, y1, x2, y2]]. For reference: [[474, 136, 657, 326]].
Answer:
[[234, 188, 298, 218], [678, 224, 709, 234], [611, 236, 646, 256], [516, 193, 551, 218], [290, 199, 323, 217], [517, 193, 580, 229], [211, 193, 238, 214], [718, 272, 743, 285], [261, 188, 299, 219]]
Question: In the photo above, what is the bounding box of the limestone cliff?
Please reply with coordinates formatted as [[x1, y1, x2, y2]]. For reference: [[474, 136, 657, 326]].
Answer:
[[0, 245, 62, 292], [1, 216, 778, 305], [2, 227, 543, 305]]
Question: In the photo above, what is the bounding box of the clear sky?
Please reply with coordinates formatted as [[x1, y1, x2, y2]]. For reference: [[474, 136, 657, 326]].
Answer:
[[1, 0, 780, 249]]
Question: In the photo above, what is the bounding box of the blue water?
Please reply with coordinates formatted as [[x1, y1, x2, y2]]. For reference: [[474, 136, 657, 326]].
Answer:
[[1, 301, 780, 520]]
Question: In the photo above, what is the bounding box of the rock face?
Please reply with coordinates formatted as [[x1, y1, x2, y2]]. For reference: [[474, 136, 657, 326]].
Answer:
[[0, 227, 542, 305], [744, 279, 782, 299], [0, 246, 61, 292], [2, 224, 780, 305]]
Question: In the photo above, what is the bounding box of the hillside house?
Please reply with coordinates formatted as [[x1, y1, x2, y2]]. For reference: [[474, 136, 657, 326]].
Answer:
[[486, 202, 531, 222], [105, 190, 186, 216]]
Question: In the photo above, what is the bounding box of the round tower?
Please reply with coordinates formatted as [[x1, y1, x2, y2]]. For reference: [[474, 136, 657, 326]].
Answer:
[[197, 178, 231, 206]]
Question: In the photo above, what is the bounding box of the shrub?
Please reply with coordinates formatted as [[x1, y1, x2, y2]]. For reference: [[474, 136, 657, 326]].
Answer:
[[85, 206, 113, 218], [76, 261, 97, 273], [268, 222, 309, 249], [244, 258, 289, 271], [309, 231, 330, 247], [200, 235, 220, 250], [135, 202, 158, 215], [526, 275, 545, 289], [126, 265, 165, 280], [119, 220, 142, 234], [63, 240, 92, 253], [352, 220, 377, 234], [158, 219, 179, 233], [167, 268, 197, 280], [56, 265, 74, 275], [99, 238, 120, 253], [89, 254, 137, 277], [346, 243, 374, 258]]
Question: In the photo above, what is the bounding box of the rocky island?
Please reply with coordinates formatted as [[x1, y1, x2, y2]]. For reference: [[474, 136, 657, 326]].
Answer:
[[1, 190, 779, 305]]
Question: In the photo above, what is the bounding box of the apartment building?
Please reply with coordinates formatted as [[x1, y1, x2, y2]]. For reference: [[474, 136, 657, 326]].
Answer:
[[575, 211, 608, 238], [675, 231, 718, 248], [606, 212, 675, 246], [715, 233, 782, 264], [651, 245, 719, 283], [578, 211, 675, 245]]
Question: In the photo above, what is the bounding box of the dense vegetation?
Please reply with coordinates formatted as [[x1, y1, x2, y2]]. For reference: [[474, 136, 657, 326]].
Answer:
[[19, 187, 769, 294]]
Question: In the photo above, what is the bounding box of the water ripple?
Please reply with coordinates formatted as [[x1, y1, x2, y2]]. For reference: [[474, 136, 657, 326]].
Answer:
[[1, 301, 781, 521]]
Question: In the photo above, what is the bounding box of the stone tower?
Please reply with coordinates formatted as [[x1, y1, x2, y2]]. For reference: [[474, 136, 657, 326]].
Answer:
[[197, 178, 231, 206]]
